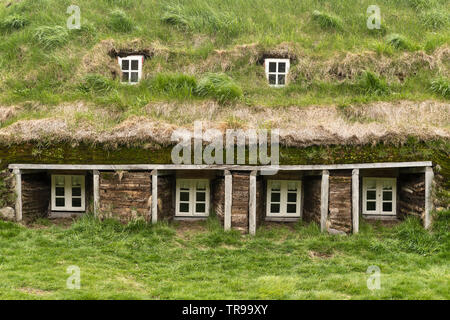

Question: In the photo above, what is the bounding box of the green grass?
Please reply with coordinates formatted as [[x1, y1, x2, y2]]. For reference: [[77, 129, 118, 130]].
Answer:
[[0, 211, 448, 299], [430, 77, 450, 99], [195, 73, 243, 104]]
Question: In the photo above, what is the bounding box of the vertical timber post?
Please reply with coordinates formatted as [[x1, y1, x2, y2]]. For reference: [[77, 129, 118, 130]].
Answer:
[[352, 169, 360, 234], [93, 170, 100, 217], [424, 166, 434, 230], [224, 170, 232, 231], [249, 170, 257, 236], [152, 170, 158, 224], [13, 169, 22, 222], [320, 170, 329, 233]]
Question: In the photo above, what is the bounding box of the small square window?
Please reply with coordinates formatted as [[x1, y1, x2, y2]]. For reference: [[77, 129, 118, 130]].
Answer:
[[271, 192, 280, 202], [270, 204, 280, 213], [56, 198, 65, 207], [119, 55, 143, 84], [179, 203, 189, 212], [287, 204, 297, 213], [287, 193, 297, 202], [196, 192, 206, 202], [176, 179, 209, 217], [52, 175, 85, 212], [72, 198, 82, 208], [180, 192, 189, 202], [55, 187, 64, 197], [196, 203, 206, 213], [367, 201, 376, 211], [383, 202, 392, 212], [267, 180, 301, 217], [265, 58, 290, 87], [363, 178, 396, 216]]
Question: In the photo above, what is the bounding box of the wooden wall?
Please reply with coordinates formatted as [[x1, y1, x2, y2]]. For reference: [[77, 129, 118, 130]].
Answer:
[[398, 173, 425, 219], [303, 176, 321, 224], [231, 172, 250, 232], [22, 172, 50, 221], [328, 173, 352, 233], [157, 175, 174, 221], [99, 171, 151, 222], [211, 176, 225, 223]]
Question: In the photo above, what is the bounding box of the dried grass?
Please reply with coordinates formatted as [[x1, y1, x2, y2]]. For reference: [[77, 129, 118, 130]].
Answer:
[[0, 106, 17, 124], [1, 100, 448, 148]]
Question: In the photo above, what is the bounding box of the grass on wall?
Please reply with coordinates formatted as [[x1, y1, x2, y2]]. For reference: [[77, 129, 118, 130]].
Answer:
[[0, 210, 448, 299]]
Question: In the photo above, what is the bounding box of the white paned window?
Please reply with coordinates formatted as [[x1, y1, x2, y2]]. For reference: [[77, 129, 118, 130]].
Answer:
[[266, 180, 301, 217], [118, 55, 143, 84], [51, 175, 85, 211], [175, 179, 210, 217], [264, 58, 290, 87], [362, 178, 396, 215]]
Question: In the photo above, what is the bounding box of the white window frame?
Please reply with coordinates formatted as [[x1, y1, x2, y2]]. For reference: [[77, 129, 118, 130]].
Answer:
[[362, 177, 397, 216], [118, 55, 144, 84], [51, 175, 86, 212], [175, 179, 210, 217], [266, 180, 302, 217], [264, 58, 290, 87]]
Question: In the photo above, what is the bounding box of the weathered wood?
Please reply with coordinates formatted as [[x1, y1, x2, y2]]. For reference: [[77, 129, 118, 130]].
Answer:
[[328, 173, 352, 233], [224, 170, 232, 231], [93, 170, 99, 217], [303, 176, 321, 224], [320, 170, 329, 232], [152, 170, 158, 224], [249, 171, 257, 235], [13, 169, 22, 221], [424, 167, 434, 229], [352, 169, 359, 234]]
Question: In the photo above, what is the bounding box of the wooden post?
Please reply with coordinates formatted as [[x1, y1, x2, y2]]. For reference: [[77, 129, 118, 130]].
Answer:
[[93, 170, 100, 217], [424, 166, 434, 229], [13, 169, 22, 222], [224, 170, 232, 231], [352, 169, 360, 234], [249, 171, 257, 235], [320, 170, 329, 232], [152, 170, 158, 224]]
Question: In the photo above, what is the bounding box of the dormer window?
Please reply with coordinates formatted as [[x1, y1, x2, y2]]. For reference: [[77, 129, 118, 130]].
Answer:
[[118, 55, 143, 84], [264, 58, 290, 87]]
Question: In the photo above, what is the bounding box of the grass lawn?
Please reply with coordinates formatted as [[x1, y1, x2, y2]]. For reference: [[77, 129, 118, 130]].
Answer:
[[0, 211, 448, 300]]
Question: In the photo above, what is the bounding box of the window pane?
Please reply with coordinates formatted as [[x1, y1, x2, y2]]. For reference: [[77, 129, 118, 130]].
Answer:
[[367, 201, 376, 211], [278, 62, 286, 73], [130, 72, 139, 82], [383, 191, 392, 201], [55, 187, 64, 197], [180, 181, 190, 189], [55, 176, 65, 186], [196, 181, 206, 190], [383, 181, 393, 190], [287, 192, 297, 202], [287, 182, 297, 191], [196, 191, 206, 202], [367, 190, 376, 200], [366, 179, 376, 189], [383, 202, 392, 212], [122, 72, 129, 82], [270, 192, 280, 202], [196, 203, 206, 213], [271, 181, 281, 191], [287, 204, 297, 213], [278, 74, 285, 85], [179, 203, 189, 213], [56, 198, 65, 207], [268, 74, 276, 85], [131, 60, 139, 70], [122, 59, 129, 70], [72, 198, 81, 207], [270, 203, 280, 213], [72, 187, 81, 197], [72, 176, 82, 186], [180, 191, 189, 202], [269, 62, 276, 72]]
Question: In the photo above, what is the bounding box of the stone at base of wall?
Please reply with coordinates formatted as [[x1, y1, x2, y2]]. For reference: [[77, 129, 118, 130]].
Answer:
[[328, 228, 347, 235], [0, 207, 15, 221]]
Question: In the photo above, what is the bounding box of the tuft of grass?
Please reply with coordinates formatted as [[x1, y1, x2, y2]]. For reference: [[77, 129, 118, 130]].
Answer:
[[420, 9, 449, 30], [358, 71, 390, 96], [79, 74, 116, 94], [161, 4, 190, 29], [195, 73, 242, 104], [430, 77, 450, 99], [404, 0, 437, 10], [312, 10, 343, 31], [108, 9, 134, 32], [150, 73, 197, 98], [0, 14, 28, 32], [33, 26, 69, 49], [385, 33, 413, 50]]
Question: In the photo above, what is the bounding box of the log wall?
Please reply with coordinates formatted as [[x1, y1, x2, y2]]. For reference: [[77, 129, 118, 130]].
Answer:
[[99, 171, 151, 222], [255, 177, 264, 227], [328, 172, 352, 233], [157, 175, 174, 221], [231, 172, 250, 232], [303, 176, 321, 224], [211, 176, 225, 223], [398, 173, 425, 219], [22, 172, 50, 221]]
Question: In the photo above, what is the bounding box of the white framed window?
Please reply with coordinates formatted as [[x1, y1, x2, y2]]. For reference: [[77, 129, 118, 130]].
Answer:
[[175, 179, 210, 217], [264, 58, 290, 87], [118, 55, 143, 84], [51, 175, 85, 212], [362, 178, 396, 216], [266, 180, 301, 217]]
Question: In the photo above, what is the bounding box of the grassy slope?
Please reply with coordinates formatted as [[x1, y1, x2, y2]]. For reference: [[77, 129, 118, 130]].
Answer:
[[0, 212, 448, 299], [0, 0, 449, 124]]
